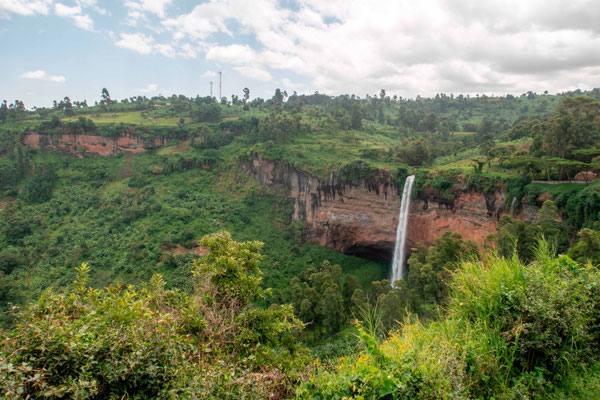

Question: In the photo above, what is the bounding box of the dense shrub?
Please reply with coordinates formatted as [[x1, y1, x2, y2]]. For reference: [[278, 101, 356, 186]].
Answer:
[[191, 102, 222, 123], [0, 233, 308, 399], [298, 244, 600, 399]]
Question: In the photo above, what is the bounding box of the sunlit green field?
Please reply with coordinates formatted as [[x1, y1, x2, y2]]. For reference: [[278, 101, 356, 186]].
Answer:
[[62, 111, 187, 126]]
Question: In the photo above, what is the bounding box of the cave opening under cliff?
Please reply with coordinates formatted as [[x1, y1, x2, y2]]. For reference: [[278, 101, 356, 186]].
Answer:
[[346, 243, 394, 263]]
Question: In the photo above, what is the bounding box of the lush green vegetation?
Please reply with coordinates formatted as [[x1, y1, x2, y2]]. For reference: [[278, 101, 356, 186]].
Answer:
[[2, 87, 600, 398], [299, 244, 600, 399], [0, 233, 308, 399], [0, 145, 387, 322]]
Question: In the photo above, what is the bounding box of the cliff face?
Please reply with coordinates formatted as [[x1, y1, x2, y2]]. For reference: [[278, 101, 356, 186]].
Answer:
[[243, 154, 506, 261], [22, 132, 168, 157]]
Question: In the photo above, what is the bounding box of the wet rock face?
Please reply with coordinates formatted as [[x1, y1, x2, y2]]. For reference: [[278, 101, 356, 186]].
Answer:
[[244, 154, 506, 261], [22, 132, 168, 157]]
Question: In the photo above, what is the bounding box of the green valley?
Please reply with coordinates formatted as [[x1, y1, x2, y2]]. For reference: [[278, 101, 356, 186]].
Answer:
[[1, 88, 600, 398]]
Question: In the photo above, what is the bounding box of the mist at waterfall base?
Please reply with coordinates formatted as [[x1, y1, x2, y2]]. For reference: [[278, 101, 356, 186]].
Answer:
[[390, 175, 416, 287]]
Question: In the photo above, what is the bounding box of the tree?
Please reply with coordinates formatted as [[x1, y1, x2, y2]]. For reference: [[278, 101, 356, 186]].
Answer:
[[258, 112, 301, 142], [333, 109, 351, 129], [350, 103, 363, 129], [378, 104, 385, 124], [63, 96, 74, 116], [401, 232, 478, 315], [342, 274, 361, 309], [191, 103, 221, 123], [23, 164, 58, 203], [378, 290, 406, 329], [100, 88, 111, 105], [477, 116, 496, 141], [193, 231, 263, 306], [568, 228, 600, 265], [493, 215, 541, 262], [273, 88, 284, 104], [538, 200, 560, 243], [404, 139, 430, 166], [291, 261, 346, 336], [418, 112, 437, 131], [0, 100, 7, 122], [543, 96, 600, 158], [317, 286, 345, 333]]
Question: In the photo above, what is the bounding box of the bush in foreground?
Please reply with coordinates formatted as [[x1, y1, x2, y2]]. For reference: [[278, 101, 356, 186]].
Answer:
[[297, 243, 600, 399], [0, 232, 307, 399]]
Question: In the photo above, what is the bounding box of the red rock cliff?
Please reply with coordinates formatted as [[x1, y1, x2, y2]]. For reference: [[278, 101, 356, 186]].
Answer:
[[22, 132, 168, 157], [243, 154, 506, 261]]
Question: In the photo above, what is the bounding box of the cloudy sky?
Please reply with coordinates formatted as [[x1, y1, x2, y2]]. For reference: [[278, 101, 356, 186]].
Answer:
[[2, 0, 600, 108]]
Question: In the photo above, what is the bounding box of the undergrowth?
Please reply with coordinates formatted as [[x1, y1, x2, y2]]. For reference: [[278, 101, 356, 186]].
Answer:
[[297, 242, 600, 399]]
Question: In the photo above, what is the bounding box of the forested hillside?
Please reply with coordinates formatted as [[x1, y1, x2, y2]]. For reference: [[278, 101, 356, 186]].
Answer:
[[2, 88, 600, 398]]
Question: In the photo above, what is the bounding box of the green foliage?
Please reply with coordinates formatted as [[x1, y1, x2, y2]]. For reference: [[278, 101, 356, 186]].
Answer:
[[258, 112, 303, 142], [339, 159, 378, 181], [538, 199, 561, 242], [1, 234, 308, 399], [22, 165, 58, 203], [291, 261, 346, 336], [400, 232, 479, 316], [0, 148, 387, 319], [191, 102, 222, 123], [298, 245, 600, 399], [3, 88, 600, 398], [493, 215, 542, 262], [568, 227, 600, 266], [193, 231, 264, 306], [543, 96, 600, 158], [403, 139, 430, 166]]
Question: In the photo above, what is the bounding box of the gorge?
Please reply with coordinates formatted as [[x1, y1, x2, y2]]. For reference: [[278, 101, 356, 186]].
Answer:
[[19, 132, 534, 265], [242, 153, 516, 263]]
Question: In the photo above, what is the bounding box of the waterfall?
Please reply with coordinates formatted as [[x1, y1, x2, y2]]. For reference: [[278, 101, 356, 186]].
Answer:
[[391, 175, 415, 287], [510, 196, 517, 216]]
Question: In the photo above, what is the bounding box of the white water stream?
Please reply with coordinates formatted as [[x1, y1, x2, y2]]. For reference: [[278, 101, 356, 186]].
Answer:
[[390, 175, 415, 287], [510, 196, 517, 216]]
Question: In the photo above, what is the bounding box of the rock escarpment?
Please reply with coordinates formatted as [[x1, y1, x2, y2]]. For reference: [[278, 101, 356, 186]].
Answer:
[[22, 132, 168, 157], [244, 154, 507, 261]]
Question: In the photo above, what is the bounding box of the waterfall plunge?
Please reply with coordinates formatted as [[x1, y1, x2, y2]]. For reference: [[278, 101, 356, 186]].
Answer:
[[510, 196, 517, 216], [391, 175, 415, 287]]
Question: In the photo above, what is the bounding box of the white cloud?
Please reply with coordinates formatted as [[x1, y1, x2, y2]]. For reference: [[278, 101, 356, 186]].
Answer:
[[155, 43, 175, 57], [206, 44, 256, 65], [114, 31, 196, 58], [200, 70, 217, 78], [19, 70, 66, 82], [234, 66, 272, 82], [115, 32, 154, 54], [125, 0, 171, 21], [138, 83, 158, 93], [54, 2, 79, 17], [139, 0, 171, 17], [152, 0, 600, 96], [71, 13, 93, 30], [10, 0, 600, 97], [162, 2, 228, 40], [281, 78, 303, 91], [77, 0, 107, 15], [178, 43, 198, 58], [0, 0, 52, 16], [54, 2, 94, 30]]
